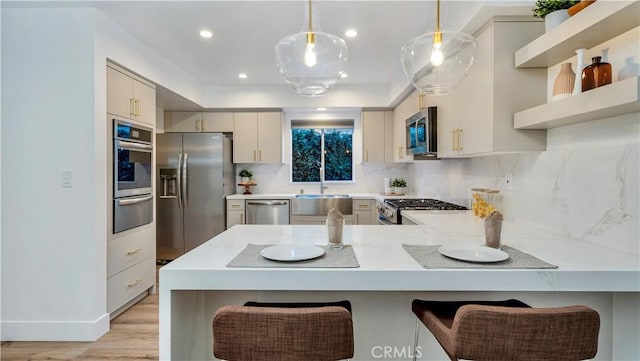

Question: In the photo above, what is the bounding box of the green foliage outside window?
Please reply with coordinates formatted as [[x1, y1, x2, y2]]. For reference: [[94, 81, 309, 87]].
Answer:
[[291, 128, 353, 182]]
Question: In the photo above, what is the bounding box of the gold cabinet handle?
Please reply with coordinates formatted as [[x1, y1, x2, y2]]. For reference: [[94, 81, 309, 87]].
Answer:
[[359, 204, 368, 208], [126, 247, 142, 255], [195, 119, 200, 132], [231, 204, 240, 208], [201, 118, 206, 132], [129, 98, 135, 117], [458, 129, 463, 151], [365, 150, 369, 162], [127, 279, 142, 288], [398, 147, 404, 159], [134, 99, 141, 117], [253, 150, 257, 162], [258, 150, 262, 162], [240, 212, 244, 224], [355, 214, 359, 224]]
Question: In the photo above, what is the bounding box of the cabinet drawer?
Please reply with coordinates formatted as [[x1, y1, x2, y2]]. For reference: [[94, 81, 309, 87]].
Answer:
[[227, 199, 245, 211], [107, 230, 155, 278], [107, 256, 155, 314], [353, 199, 372, 211]]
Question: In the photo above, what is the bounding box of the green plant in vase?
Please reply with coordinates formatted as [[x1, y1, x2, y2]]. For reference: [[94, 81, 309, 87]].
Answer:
[[532, 0, 579, 18], [238, 168, 253, 183], [391, 177, 407, 194]]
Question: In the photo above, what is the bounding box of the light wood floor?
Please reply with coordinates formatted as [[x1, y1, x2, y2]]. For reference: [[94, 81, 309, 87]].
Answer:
[[1, 279, 160, 360]]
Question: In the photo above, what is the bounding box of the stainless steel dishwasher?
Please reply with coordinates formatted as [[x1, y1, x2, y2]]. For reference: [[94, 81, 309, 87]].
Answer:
[[245, 200, 290, 224]]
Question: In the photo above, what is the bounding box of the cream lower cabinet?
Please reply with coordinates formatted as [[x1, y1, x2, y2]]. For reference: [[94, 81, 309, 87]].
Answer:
[[226, 199, 245, 229], [107, 64, 156, 126], [166, 112, 234, 133], [437, 18, 547, 158], [353, 199, 375, 225], [362, 111, 393, 163], [233, 112, 282, 163]]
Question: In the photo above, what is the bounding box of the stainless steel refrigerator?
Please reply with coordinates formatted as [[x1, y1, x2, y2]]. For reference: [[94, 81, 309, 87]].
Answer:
[[156, 133, 234, 262]]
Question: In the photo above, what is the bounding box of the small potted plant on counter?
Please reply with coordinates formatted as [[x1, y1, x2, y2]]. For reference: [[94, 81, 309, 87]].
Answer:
[[238, 168, 253, 184], [391, 178, 407, 195]]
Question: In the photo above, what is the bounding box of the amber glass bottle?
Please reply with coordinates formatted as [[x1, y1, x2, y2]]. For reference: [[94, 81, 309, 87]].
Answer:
[[582, 56, 612, 92]]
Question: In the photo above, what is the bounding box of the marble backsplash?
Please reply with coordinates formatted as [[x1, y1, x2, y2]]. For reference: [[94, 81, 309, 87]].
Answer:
[[413, 114, 639, 256]]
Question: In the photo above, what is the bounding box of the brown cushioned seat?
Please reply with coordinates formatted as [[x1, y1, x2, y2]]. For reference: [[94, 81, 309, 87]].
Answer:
[[213, 300, 354, 361], [411, 299, 600, 361]]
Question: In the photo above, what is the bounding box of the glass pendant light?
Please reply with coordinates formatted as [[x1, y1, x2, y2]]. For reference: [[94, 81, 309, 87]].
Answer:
[[400, 0, 477, 95], [275, 0, 348, 97]]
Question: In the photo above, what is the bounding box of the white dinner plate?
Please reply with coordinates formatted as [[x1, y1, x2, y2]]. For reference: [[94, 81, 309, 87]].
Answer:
[[260, 245, 325, 262], [438, 245, 509, 263]]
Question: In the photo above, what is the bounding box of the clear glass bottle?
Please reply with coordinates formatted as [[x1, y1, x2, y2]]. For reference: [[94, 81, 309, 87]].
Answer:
[[471, 188, 501, 218]]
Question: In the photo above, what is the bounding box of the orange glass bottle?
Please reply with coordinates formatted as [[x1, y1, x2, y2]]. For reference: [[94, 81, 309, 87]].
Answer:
[[582, 56, 612, 92]]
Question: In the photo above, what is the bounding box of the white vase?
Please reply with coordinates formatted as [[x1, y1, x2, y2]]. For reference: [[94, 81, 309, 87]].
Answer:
[[573, 48, 586, 95], [545, 9, 569, 32]]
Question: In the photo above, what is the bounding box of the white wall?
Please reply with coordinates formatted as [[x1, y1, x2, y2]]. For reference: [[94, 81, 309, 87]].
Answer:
[[1, 8, 108, 340]]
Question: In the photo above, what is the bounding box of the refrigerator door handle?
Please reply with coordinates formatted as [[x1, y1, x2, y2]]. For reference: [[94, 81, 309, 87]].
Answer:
[[182, 152, 189, 208], [177, 153, 183, 209]]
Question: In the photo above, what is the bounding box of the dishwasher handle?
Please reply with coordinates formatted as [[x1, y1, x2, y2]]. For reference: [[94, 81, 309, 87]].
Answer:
[[247, 200, 289, 206]]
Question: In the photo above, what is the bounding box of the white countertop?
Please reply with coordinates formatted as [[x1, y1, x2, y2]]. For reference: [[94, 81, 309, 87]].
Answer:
[[226, 192, 409, 201], [161, 213, 640, 292]]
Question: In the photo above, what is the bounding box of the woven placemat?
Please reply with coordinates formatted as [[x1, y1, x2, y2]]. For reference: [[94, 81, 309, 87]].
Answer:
[[227, 244, 360, 268], [402, 244, 558, 269]]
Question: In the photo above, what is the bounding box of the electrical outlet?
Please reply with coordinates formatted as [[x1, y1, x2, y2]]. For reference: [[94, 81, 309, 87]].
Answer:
[[62, 171, 73, 188], [505, 173, 513, 190]]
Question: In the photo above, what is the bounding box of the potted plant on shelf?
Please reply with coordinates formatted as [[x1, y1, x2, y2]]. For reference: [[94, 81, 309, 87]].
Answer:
[[391, 178, 407, 195], [238, 168, 253, 184], [532, 0, 579, 32]]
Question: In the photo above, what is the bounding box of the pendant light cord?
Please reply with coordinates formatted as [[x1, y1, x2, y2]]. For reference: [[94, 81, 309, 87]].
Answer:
[[436, 0, 440, 33], [308, 0, 313, 32]]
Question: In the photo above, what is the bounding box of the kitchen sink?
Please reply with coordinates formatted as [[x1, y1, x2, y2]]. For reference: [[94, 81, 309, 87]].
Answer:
[[295, 194, 350, 198], [291, 194, 352, 215]]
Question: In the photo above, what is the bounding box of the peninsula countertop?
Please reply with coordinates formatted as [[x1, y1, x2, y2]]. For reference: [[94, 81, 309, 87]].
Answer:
[[160, 220, 640, 292]]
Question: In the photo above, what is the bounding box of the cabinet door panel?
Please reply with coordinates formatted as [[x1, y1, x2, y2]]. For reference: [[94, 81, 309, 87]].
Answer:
[[107, 66, 133, 120], [257, 112, 282, 163], [168, 112, 201, 132], [202, 112, 234, 132], [133, 80, 156, 126], [233, 112, 258, 163], [362, 111, 385, 163]]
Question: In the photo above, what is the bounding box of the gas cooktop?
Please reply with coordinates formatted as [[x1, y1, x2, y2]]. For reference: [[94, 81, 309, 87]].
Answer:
[[384, 198, 467, 211]]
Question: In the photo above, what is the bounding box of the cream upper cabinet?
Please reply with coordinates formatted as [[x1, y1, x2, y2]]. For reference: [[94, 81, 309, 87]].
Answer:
[[166, 112, 201, 132], [107, 64, 156, 126], [437, 18, 547, 158], [362, 111, 393, 163], [166, 112, 234, 133], [392, 91, 421, 162], [233, 112, 282, 163], [202, 112, 234, 132]]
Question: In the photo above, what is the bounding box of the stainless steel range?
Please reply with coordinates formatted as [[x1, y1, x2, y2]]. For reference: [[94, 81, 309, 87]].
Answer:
[[376, 198, 467, 225]]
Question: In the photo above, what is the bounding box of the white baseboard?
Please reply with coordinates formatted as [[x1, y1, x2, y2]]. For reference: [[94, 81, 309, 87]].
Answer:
[[0, 313, 110, 341]]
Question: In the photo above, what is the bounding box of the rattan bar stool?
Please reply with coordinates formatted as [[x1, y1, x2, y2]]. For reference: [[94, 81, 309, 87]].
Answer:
[[213, 300, 354, 361], [411, 299, 600, 361]]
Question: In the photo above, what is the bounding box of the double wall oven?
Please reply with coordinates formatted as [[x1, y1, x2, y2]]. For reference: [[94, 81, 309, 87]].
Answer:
[[113, 119, 153, 233], [376, 198, 467, 225]]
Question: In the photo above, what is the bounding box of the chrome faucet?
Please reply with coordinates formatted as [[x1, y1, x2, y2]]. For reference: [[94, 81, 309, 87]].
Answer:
[[319, 167, 328, 194]]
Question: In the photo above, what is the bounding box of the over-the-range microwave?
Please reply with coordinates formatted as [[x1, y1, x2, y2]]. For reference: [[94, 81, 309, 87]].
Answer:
[[406, 106, 437, 159]]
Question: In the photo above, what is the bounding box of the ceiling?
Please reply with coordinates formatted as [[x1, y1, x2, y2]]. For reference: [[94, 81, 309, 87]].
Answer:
[[8, 1, 537, 109]]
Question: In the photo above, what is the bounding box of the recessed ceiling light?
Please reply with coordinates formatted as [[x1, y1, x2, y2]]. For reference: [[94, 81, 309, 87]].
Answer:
[[200, 30, 213, 38], [340, 72, 348, 78], [316, 107, 327, 111], [345, 29, 358, 38], [238, 73, 248, 79]]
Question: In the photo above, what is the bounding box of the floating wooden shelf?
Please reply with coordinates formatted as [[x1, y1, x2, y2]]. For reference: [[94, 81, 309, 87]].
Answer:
[[514, 76, 640, 129], [515, 0, 640, 68]]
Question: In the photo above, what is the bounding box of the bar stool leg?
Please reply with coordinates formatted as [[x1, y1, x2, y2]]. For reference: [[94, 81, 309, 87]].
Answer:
[[413, 318, 420, 361]]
